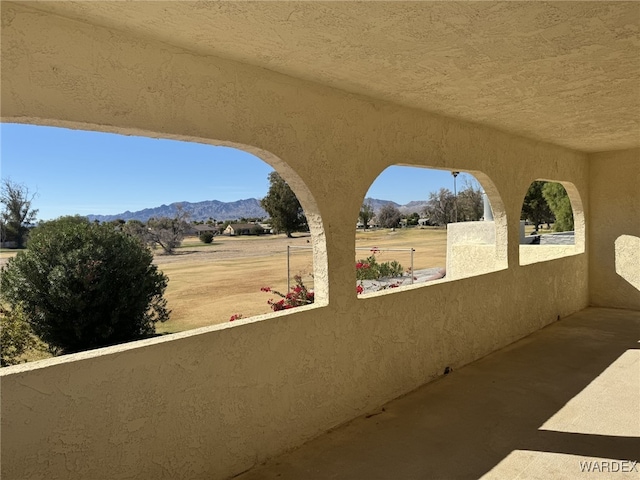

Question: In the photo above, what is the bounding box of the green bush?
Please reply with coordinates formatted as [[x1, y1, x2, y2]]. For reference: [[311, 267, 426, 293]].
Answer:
[[355, 255, 404, 281], [377, 260, 404, 278], [0, 304, 37, 366], [0, 216, 170, 354], [199, 231, 214, 244]]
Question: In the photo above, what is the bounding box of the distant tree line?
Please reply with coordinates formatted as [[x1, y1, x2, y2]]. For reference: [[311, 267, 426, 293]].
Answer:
[[422, 181, 483, 226], [191, 216, 265, 226], [116, 205, 191, 254], [357, 179, 573, 232], [358, 180, 484, 228]]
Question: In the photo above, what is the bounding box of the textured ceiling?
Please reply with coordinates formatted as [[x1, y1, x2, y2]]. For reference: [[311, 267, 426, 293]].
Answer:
[[18, 1, 640, 152]]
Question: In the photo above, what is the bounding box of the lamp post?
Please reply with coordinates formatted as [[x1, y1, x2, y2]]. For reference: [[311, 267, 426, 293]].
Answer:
[[451, 171, 459, 222]]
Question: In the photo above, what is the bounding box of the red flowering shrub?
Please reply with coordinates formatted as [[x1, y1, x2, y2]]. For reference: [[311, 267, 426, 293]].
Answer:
[[356, 248, 403, 281], [230, 276, 368, 323], [265, 275, 314, 311]]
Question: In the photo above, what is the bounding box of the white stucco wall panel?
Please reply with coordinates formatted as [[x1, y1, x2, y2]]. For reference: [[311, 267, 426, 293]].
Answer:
[[589, 149, 640, 310], [1, 5, 591, 479]]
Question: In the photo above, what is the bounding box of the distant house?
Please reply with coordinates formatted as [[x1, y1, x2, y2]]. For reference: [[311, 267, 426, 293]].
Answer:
[[191, 224, 217, 236], [184, 224, 217, 236], [356, 219, 380, 229], [223, 223, 264, 236], [259, 223, 274, 234]]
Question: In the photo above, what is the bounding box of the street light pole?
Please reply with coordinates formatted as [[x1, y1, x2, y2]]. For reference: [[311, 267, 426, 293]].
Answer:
[[452, 171, 459, 223]]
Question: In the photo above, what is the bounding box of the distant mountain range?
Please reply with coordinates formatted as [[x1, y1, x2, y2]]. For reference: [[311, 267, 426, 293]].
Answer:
[[86, 197, 429, 223], [363, 198, 429, 215], [87, 199, 268, 223]]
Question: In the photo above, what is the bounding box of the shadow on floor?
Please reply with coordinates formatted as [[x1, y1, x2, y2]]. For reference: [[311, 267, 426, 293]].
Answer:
[[237, 307, 640, 480]]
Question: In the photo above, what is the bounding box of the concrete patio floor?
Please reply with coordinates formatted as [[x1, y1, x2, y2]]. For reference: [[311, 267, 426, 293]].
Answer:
[[237, 307, 640, 480]]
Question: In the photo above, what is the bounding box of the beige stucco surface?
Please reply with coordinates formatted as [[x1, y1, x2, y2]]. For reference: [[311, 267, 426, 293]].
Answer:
[[520, 245, 582, 266], [615, 235, 640, 292], [236, 307, 640, 480], [18, 1, 640, 152], [447, 244, 503, 280], [445, 221, 505, 280], [448, 221, 498, 245], [0, 2, 634, 479], [589, 149, 640, 310]]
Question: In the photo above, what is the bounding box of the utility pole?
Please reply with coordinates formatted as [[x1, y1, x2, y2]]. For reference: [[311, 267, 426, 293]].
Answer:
[[452, 171, 459, 222]]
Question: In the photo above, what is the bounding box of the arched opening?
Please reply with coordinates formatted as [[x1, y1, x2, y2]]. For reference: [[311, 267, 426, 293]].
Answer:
[[519, 180, 585, 265], [355, 165, 507, 296], [0, 122, 327, 361]]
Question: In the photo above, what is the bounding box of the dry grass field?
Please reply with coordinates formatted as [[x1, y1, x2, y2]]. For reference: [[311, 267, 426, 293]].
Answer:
[[355, 227, 446, 270], [0, 227, 447, 338], [157, 227, 447, 333], [154, 234, 315, 333]]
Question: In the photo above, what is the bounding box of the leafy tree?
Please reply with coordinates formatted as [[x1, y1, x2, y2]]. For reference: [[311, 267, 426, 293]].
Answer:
[[359, 201, 375, 229], [423, 181, 482, 226], [146, 217, 185, 253], [423, 188, 455, 226], [377, 203, 402, 228], [0, 179, 38, 248], [521, 181, 555, 230], [123, 219, 147, 241], [457, 181, 483, 221], [250, 225, 264, 236], [260, 172, 307, 237], [542, 182, 574, 232], [406, 212, 420, 226], [0, 216, 169, 354], [110, 219, 126, 231], [145, 205, 190, 254]]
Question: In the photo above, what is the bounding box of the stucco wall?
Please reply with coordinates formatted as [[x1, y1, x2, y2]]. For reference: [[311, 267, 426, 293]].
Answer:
[[447, 245, 503, 280], [1, 5, 590, 480], [520, 245, 579, 266], [589, 148, 640, 310], [448, 221, 497, 245], [445, 221, 503, 280]]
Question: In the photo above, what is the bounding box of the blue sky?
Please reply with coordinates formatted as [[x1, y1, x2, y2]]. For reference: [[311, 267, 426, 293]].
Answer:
[[1, 123, 476, 221]]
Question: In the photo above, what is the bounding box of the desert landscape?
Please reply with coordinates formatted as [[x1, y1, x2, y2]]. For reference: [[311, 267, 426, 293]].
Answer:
[[0, 227, 447, 335], [154, 227, 447, 333]]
